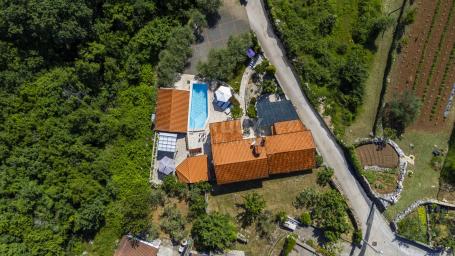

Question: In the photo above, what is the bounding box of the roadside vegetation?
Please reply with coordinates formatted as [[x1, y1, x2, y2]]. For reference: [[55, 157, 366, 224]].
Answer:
[[0, 1, 222, 255], [266, 0, 392, 135]]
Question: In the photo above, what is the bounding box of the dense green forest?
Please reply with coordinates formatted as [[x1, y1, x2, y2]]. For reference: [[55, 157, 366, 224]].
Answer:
[[267, 0, 391, 135], [0, 0, 220, 255]]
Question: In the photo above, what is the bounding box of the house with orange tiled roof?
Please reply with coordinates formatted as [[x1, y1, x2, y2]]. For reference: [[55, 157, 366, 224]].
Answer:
[[154, 88, 190, 133], [210, 119, 316, 184]]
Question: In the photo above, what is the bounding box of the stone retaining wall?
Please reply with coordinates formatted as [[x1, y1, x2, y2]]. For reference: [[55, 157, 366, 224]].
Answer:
[[354, 138, 408, 208]]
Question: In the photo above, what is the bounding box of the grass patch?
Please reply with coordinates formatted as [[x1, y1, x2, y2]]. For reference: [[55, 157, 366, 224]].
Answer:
[[385, 130, 449, 219], [397, 208, 428, 244], [344, 0, 405, 143], [362, 169, 398, 194], [208, 169, 354, 255]]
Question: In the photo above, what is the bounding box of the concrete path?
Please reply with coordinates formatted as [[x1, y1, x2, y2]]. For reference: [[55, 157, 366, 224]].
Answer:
[[245, 1, 437, 255]]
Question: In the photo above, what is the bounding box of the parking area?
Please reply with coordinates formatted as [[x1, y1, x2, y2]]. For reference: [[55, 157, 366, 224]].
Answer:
[[185, 0, 250, 74], [256, 94, 300, 135]]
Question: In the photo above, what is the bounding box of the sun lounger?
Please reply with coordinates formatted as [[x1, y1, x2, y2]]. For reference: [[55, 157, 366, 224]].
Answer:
[[220, 101, 231, 110]]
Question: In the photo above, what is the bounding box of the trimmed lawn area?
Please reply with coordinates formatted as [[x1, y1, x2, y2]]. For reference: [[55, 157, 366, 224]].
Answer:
[[385, 130, 450, 219], [344, 0, 405, 143], [208, 170, 327, 217]]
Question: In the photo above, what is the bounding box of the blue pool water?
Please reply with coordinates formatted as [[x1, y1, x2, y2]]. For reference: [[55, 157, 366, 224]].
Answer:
[[189, 83, 208, 130]]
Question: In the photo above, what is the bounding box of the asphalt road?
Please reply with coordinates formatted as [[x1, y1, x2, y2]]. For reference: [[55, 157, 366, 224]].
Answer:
[[245, 1, 436, 255]]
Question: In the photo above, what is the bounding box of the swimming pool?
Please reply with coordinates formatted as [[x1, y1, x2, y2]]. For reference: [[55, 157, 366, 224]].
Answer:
[[189, 83, 209, 130]]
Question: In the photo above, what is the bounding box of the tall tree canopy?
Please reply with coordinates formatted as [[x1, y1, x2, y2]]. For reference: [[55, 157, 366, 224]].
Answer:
[[0, 0, 220, 255]]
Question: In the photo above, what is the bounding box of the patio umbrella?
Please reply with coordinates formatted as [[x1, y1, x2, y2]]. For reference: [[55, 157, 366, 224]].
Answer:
[[158, 156, 175, 175], [215, 86, 232, 102]]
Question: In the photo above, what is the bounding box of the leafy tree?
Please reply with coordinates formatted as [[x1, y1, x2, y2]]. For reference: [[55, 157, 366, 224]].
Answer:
[[191, 212, 237, 251], [197, 33, 252, 81], [383, 91, 421, 135], [160, 205, 186, 242], [238, 192, 266, 225], [319, 14, 337, 36], [157, 26, 195, 86], [254, 59, 270, 74], [317, 167, 334, 187], [196, 0, 222, 15], [187, 9, 208, 38]]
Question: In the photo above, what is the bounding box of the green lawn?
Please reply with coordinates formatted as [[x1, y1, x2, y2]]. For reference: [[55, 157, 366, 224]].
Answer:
[[208, 170, 327, 217], [385, 130, 450, 219], [344, 0, 405, 143]]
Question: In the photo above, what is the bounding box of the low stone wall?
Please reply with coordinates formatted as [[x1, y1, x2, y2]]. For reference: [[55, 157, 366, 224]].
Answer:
[[354, 138, 408, 208], [392, 199, 455, 229]]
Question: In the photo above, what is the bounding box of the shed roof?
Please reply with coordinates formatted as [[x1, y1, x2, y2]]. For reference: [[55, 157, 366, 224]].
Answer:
[[114, 236, 158, 256], [209, 120, 243, 144], [155, 89, 189, 133], [273, 120, 307, 135], [176, 155, 209, 183]]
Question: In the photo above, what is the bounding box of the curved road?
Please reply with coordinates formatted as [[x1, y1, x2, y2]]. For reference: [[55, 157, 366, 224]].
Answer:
[[245, 1, 436, 255]]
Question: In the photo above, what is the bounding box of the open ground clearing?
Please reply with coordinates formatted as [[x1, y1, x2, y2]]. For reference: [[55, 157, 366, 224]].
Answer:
[[208, 170, 354, 255]]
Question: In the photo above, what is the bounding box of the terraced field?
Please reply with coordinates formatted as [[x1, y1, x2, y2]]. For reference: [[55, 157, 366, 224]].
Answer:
[[388, 0, 455, 131]]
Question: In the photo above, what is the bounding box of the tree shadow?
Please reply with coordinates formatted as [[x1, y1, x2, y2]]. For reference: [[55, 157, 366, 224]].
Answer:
[[207, 12, 221, 28]]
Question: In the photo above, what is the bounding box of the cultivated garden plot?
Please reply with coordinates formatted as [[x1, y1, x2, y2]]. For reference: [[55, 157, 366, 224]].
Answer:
[[388, 0, 455, 131], [397, 204, 455, 249]]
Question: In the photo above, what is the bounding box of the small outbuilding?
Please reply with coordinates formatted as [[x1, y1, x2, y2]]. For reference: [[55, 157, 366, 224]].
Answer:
[[176, 155, 209, 183]]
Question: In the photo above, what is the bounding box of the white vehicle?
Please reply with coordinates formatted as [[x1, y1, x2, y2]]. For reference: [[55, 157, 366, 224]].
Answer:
[[283, 220, 297, 231]]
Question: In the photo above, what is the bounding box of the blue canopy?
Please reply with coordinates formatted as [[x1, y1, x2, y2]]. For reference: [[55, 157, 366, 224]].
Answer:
[[247, 48, 256, 58]]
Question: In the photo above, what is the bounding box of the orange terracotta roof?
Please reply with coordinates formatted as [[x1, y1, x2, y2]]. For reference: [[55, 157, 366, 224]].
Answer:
[[176, 155, 209, 183], [114, 236, 158, 256], [266, 131, 316, 174], [209, 120, 243, 144], [155, 89, 189, 133], [273, 120, 307, 135], [212, 139, 268, 184]]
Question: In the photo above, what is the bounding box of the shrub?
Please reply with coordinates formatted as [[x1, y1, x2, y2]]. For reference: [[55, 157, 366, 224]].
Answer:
[[300, 212, 312, 226], [256, 211, 274, 240], [316, 154, 324, 167], [317, 167, 334, 187], [247, 104, 257, 118], [231, 104, 243, 119], [160, 205, 185, 242], [162, 175, 187, 198], [352, 229, 363, 245], [282, 234, 298, 256], [402, 8, 416, 25], [150, 188, 166, 208], [261, 79, 277, 94], [275, 211, 287, 224]]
